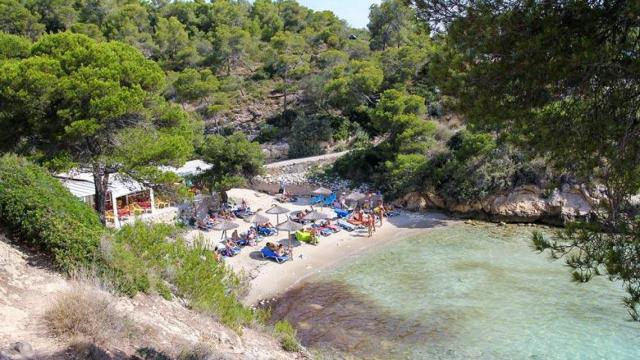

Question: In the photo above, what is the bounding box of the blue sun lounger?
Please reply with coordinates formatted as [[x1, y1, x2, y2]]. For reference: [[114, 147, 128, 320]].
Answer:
[[261, 247, 289, 263], [256, 225, 276, 236], [334, 208, 350, 218], [337, 219, 356, 231], [323, 193, 336, 206], [311, 195, 325, 204]]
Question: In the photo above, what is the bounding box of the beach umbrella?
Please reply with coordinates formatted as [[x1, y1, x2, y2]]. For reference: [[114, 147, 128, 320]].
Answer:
[[265, 204, 290, 226], [277, 219, 303, 259], [303, 210, 329, 221], [212, 220, 239, 241], [313, 186, 333, 195], [346, 191, 366, 202], [245, 212, 270, 226]]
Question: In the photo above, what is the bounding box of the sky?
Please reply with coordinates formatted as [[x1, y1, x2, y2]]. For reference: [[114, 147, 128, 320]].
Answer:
[[297, 0, 381, 29]]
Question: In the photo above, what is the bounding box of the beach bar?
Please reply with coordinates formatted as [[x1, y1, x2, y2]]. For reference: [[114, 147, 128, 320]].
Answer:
[[56, 172, 155, 228]]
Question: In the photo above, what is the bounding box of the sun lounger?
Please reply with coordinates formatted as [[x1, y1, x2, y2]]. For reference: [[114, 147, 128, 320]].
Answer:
[[256, 225, 276, 236], [235, 238, 250, 246], [261, 247, 289, 263], [337, 219, 356, 231], [334, 208, 350, 218], [311, 195, 325, 204], [233, 209, 254, 218], [221, 246, 241, 257]]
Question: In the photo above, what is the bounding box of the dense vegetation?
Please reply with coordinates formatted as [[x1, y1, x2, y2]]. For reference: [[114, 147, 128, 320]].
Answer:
[[106, 222, 258, 328], [0, 154, 104, 271]]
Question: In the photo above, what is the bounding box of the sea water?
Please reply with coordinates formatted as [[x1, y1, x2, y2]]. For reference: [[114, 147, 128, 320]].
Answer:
[[270, 223, 640, 359]]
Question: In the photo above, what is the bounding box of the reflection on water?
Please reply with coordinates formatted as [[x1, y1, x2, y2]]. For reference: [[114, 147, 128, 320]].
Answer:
[[270, 223, 640, 359]]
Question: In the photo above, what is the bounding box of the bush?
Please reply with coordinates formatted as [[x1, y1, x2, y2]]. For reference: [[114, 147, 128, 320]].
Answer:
[[255, 123, 283, 143], [274, 320, 301, 352], [107, 222, 256, 329], [0, 154, 104, 272], [426, 133, 552, 203]]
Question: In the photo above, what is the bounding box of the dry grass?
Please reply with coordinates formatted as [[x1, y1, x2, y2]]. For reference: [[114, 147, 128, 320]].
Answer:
[[44, 282, 145, 348], [176, 343, 220, 360]]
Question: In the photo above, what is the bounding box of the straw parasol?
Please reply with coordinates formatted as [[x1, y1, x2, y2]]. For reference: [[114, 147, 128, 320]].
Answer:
[[313, 186, 333, 195], [212, 220, 239, 241], [265, 204, 290, 226], [245, 212, 270, 226], [346, 191, 366, 202], [303, 210, 329, 221], [277, 219, 304, 259]]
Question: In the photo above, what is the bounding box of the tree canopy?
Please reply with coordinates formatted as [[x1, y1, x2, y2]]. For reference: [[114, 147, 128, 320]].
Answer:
[[0, 32, 201, 222]]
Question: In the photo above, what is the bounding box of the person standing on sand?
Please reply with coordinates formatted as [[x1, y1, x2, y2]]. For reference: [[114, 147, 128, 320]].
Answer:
[[377, 202, 385, 227], [367, 215, 374, 237]]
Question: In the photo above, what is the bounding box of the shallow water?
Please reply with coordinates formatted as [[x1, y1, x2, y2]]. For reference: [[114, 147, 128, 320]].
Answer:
[[270, 223, 640, 359]]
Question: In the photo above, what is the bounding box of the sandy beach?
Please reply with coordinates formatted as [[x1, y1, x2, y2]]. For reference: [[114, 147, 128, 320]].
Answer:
[[187, 188, 454, 305]]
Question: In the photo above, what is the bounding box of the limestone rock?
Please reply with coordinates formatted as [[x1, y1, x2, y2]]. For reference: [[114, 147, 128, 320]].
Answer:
[[424, 192, 445, 208], [489, 186, 548, 221], [401, 192, 427, 211]]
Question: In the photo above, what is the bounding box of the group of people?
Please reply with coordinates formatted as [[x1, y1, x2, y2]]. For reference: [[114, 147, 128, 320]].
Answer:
[[208, 190, 399, 263]]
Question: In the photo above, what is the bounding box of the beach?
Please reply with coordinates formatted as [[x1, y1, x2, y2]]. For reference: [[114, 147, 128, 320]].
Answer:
[[187, 188, 454, 305]]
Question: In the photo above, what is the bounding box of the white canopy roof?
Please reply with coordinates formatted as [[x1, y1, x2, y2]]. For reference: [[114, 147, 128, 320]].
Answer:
[[57, 172, 147, 199], [160, 159, 212, 177]]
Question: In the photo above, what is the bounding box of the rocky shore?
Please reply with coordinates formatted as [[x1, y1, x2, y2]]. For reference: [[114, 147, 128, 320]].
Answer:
[[395, 183, 605, 225], [250, 151, 608, 226]]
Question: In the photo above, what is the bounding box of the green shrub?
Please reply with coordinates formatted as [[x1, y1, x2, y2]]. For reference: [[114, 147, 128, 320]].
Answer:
[[280, 335, 301, 352], [0, 154, 104, 272], [107, 222, 256, 329], [256, 124, 282, 143], [274, 320, 301, 352]]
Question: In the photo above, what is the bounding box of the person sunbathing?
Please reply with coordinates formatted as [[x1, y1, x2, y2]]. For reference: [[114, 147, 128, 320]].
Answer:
[[348, 210, 365, 225], [226, 238, 238, 249], [275, 243, 288, 256], [231, 230, 240, 243], [260, 221, 274, 228]]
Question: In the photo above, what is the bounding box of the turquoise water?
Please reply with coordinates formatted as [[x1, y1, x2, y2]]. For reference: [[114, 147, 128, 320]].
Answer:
[[271, 223, 640, 359]]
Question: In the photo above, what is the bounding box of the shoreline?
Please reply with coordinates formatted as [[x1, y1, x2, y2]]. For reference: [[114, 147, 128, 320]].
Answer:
[[187, 188, 457, 305]]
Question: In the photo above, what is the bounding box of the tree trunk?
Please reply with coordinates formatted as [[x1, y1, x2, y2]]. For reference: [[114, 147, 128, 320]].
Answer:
[[220, 189, 229, 205], [92, 162, 110, 225]]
